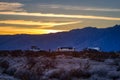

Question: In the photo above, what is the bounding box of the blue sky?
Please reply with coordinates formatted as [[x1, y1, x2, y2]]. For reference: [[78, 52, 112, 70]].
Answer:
[[0, 0, 120, 34]]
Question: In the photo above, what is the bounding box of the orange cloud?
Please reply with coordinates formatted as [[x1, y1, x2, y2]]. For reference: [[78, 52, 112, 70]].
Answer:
[[0, 12, 120, 20], [0, 20, 81, 28]]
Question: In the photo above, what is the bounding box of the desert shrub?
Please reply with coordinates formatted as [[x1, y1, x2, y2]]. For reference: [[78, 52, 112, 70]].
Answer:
[[10, 50, 23, 57], [93, 68, 108, 77], [90, 65, 112, 77], [0, 59, 9, 69], [5, 67, 17, 75], [90, 74, 111, 80], [50, 70, 64, 79], [0, 51, 10, 56], [117, 65, 120, 71], [69, 68, 91, 79], [114, 58, 120, 66], [36, 57, 56, 70], [107, 71, 120, 80], [30, 64, 45, 76], [26, 57, 36, 70], [44, 69, 71, 80], [78, 60, 91, 71], [14, 69, 37, 80], [0, 74, 20, 80], [66, 60, 91, 79], [104, 59, 114, 65], [45, 69, 89, 80], [105, 58, 120, 71], [26, 57, 56, 70], [18, 57, 57, 80], [60, 72, 72, 80], [105, 58, 120, 66], [0, 67, 5, 74]]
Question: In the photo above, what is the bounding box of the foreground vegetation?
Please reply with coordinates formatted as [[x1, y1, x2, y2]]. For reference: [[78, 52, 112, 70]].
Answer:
[[0, 50, 120, 80]]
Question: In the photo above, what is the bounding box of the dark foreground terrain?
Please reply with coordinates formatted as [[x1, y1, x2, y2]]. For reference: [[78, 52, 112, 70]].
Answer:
[[0, 50, 120, 80]]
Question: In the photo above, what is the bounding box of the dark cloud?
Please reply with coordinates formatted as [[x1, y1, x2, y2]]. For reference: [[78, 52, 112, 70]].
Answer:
[[1, 0, 120, 8]]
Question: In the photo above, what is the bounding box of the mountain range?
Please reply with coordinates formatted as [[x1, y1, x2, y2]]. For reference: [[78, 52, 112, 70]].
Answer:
[[0, 25, 120, 51]]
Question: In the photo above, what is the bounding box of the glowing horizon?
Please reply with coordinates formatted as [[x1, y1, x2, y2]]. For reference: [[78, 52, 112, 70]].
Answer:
[[0, 26, 66, 35], [0, 1, 120, 35]]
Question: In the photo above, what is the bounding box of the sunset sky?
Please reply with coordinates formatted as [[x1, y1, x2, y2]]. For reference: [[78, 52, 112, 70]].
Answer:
[[0, 0, 120, 35]]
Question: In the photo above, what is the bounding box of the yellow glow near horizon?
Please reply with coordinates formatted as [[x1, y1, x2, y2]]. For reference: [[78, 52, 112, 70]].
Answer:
[[0, 26, 65, 35], [0, 2, 119, 35], [0, 20, 80, 35]]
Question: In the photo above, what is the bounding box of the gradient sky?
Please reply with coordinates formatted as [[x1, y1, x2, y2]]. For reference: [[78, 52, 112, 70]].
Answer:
[[0, 0, 120, 35]]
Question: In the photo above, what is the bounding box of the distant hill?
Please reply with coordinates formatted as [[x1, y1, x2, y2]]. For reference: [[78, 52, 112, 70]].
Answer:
[[0, 25, 120, 51]]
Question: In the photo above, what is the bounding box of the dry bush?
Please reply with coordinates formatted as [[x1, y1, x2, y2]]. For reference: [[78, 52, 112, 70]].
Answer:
[[0, 59, 9, 69], [107, 71, 120, 80], [67, 60, 91, 79], [44, 69, 71, 80], [5, 67, 17, 76], [13, 56, 57, 80], [69, 69, 90, 78]]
